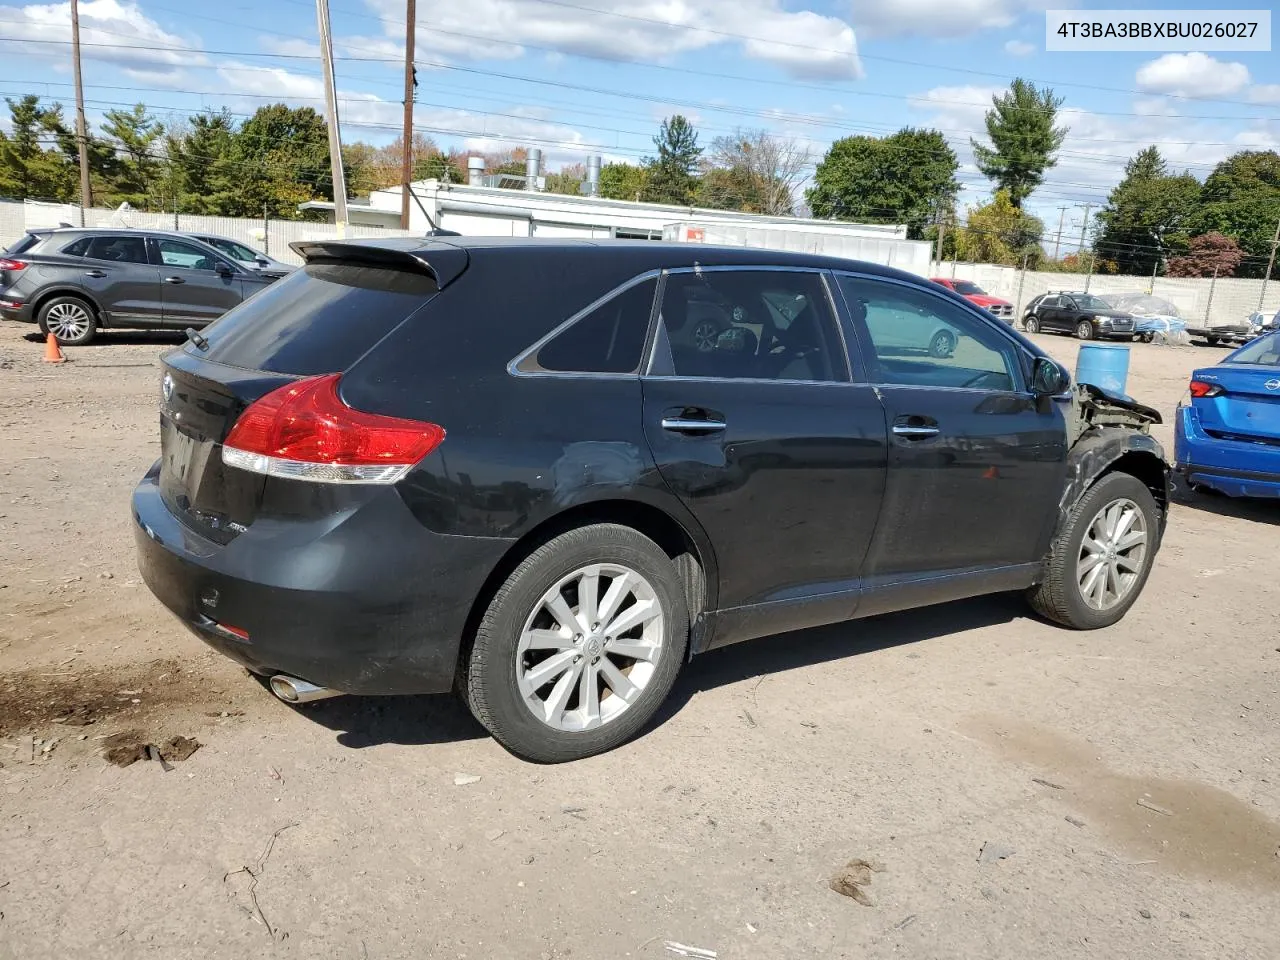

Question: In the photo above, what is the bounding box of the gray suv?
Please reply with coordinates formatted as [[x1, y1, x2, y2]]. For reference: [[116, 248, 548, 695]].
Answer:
[[0, 228, 280, 345]]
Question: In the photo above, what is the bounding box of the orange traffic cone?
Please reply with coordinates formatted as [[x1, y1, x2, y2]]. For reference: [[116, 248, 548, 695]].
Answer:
[[42, 332, 67, 364]]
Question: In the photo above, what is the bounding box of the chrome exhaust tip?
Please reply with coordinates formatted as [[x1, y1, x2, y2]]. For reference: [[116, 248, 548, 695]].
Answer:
[[269, 674, 342, 704]]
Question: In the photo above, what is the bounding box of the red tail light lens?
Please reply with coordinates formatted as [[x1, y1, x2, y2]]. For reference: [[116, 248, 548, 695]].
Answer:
[[222, 374, 444, 484], [0, 258, 28, 271], [1188, 380, 1223, 398]]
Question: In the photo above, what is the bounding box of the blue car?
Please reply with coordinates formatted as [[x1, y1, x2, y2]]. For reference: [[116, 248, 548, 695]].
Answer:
[[1175, 330, 1280, 498]]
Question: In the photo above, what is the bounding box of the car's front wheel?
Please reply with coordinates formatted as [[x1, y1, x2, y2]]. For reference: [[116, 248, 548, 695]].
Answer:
[[38, 296, 98, 346], [928, 329, 957, 358], [1075, 320, 1094, 340], [464, 524, 689, 762], [1023, 316, 1040, 334], [1027, 472, 1160, 629]]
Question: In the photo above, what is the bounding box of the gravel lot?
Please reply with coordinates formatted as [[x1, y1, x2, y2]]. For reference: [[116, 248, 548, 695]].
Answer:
[[1, 320, 1278, 960]]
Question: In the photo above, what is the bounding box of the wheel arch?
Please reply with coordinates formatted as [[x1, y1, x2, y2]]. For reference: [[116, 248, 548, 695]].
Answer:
[[456, 498, 717, 683], [32, 287, 105, 326], [1057, 430, 1170, 540]]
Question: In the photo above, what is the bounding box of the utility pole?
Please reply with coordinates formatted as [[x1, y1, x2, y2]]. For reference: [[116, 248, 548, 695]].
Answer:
[[70, 0, 92, 223], [1052, 206, 1067, 261], [1259, 214, 1280, 310], [934, 209, 945, 267], [316, 0, 348, 236], [1076, 203, 1092, 256], [400, 0, 416, 229]]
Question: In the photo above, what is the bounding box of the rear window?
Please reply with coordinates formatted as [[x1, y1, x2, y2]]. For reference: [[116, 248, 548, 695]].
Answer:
[[5, 233, 44, 256], [199, 263, 438, 375]]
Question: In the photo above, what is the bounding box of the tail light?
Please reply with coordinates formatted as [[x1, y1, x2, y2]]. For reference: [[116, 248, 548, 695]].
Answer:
[[0, 258, 28, 272], [221, 374, 444, 484], [1188, 380, 1223, 398]]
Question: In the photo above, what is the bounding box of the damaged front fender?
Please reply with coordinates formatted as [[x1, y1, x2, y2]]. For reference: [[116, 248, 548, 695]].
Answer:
[[1057, 427, 1171, 541]]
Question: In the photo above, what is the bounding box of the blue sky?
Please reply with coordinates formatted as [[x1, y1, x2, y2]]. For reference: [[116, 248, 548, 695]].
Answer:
[[2, 0, 1278, 246]]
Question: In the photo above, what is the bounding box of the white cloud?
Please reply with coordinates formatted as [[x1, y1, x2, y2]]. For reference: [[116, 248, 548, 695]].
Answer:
[[259, 36, 320, 58], [1135, 53, 1250, 99], [1003, 39, 1034, 57], [357, 0, 861, 80], [1248, 84, 1280, 105], [0, 0, 206, 73], [853, 0, 1053, 38], [1131, 97, 1178, 117]]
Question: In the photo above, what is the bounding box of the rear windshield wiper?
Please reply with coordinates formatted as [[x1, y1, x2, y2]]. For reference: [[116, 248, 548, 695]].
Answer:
[[185, 327, 209, 351]]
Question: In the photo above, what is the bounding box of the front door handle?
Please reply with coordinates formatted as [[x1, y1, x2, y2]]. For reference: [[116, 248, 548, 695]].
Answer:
[[163, 276, 185, 284], [892, 424, 940, 439], [661, 417, 727, 435], [83, 269, 106, 278]]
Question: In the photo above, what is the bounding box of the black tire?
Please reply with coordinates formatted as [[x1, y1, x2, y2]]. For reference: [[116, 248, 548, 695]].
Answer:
[[464, 524, 690, 763], [928, 329, 957, 359], [1075, 320, 1094, 340], [1206, 336, 1220, 346], [1027, 472, 1161, 630], [38, 295, 98, 346], [1023, 316, 1040, 334]]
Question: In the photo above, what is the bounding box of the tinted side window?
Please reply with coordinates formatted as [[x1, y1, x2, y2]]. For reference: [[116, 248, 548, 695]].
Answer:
[[85, 235, 148, 264], [157, 238, 221, 272], [6, 233, 45, 256], [531, 277, 656, 374], [659, 270, 845, 382], [200, 263, 438, 375], [836, 275, 1020, 392], [61, 238, 91, 257]]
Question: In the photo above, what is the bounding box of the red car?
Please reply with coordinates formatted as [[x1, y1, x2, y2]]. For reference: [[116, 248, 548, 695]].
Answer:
[[931, 278, 1015, 323]]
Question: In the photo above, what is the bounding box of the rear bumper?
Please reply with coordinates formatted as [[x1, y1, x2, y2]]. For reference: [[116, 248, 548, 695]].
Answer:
[[132, 462, 513, 694], [1174, 407, 1280, 498], [0, 299, 35, 323]]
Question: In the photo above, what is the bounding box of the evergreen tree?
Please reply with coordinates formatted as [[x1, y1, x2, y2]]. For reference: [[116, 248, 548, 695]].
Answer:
[[971, 79, 1068, 209], [643, 115, 701, 206]]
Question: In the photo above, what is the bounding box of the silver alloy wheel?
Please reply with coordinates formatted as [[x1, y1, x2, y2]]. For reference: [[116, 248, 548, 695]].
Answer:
[[45, 302, 91, 341], [516, 563, 665, 732], [1076, 497, 1148, 611]]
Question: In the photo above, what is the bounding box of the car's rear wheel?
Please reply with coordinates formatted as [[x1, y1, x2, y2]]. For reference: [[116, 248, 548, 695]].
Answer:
[[464, 524, 689, 762], [1027, 472, 1160, 629], [1075, 320, 1094, 340], [1023, 316, 1040, 334], [38, 296, 98, 346], [928, 329, 957, 358]]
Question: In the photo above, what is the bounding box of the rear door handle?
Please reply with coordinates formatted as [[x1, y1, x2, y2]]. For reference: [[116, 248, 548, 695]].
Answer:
[[83, 269, 106, 278], [661, 417, 727, 435], [892, 425, 940, 439], [164, 276, 185, 285]]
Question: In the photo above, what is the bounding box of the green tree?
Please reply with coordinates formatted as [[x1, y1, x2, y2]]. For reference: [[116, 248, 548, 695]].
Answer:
[[99, 103, 164, 207], [1190, 150, 1280, 278], [954, 189, 1044, 266], [598, 162, 647, 201], [1094, 146, 1200, 275], [166, 109, 239, 214], [643, 115, 701, 206], [544, 163, 587, 196], [971, 78, 1068, 209], [0, 95, 77, 201], [807, 128, 959, 238], [230, 104, 332, 218]]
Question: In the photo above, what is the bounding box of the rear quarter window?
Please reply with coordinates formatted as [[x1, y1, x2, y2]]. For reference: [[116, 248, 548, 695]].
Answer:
[[522, 277, 656, 374], [198, 263, 439, 375]]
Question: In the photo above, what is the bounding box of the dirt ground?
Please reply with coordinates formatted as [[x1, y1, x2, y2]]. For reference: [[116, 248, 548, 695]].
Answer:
[[1, 320, 1278, 960]]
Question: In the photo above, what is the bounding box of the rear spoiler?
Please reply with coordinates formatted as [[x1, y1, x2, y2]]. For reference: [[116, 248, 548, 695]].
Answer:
[[288, 240, 469, 289]]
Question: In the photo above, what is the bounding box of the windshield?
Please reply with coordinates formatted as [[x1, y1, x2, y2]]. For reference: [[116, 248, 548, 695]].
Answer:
[[205, 238, 260, 261], [1072, 294, 1111, 311], [1228, 332, 1280, 366], [953, 281, 985, 296]]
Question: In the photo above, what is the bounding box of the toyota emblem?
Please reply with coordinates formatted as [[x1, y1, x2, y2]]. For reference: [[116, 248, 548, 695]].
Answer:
[[1265, 378, 1280, 391], [161, 372, 174, 402]]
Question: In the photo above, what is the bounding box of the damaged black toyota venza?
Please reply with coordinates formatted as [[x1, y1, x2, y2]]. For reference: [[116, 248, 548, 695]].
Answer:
[[133, 238, 1169, 762]]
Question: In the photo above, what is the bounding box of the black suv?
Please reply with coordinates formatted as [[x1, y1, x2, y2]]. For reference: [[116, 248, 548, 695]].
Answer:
[[133, 238, 1169, 762], [1023, 292, 1137, 340], [0, 228, 279, 345]]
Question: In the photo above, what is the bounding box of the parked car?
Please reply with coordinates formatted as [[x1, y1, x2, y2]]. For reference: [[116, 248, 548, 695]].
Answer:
[[132, 238, 1169, 762], [1174, 330, 1280, 498], [1246, 308, 1280, 339], [0, 228, 279, 345], [930, 277, 1015, 322], [1099, 293, 1188, 343], [1022, 291, 1137, 340], [184, 233, 293, 277]]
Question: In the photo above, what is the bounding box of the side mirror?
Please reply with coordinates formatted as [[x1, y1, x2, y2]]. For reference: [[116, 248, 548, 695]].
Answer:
[[256, 258, 270, 267], [1030, 356, 1070, 396], [215, 261, 234, 277]]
